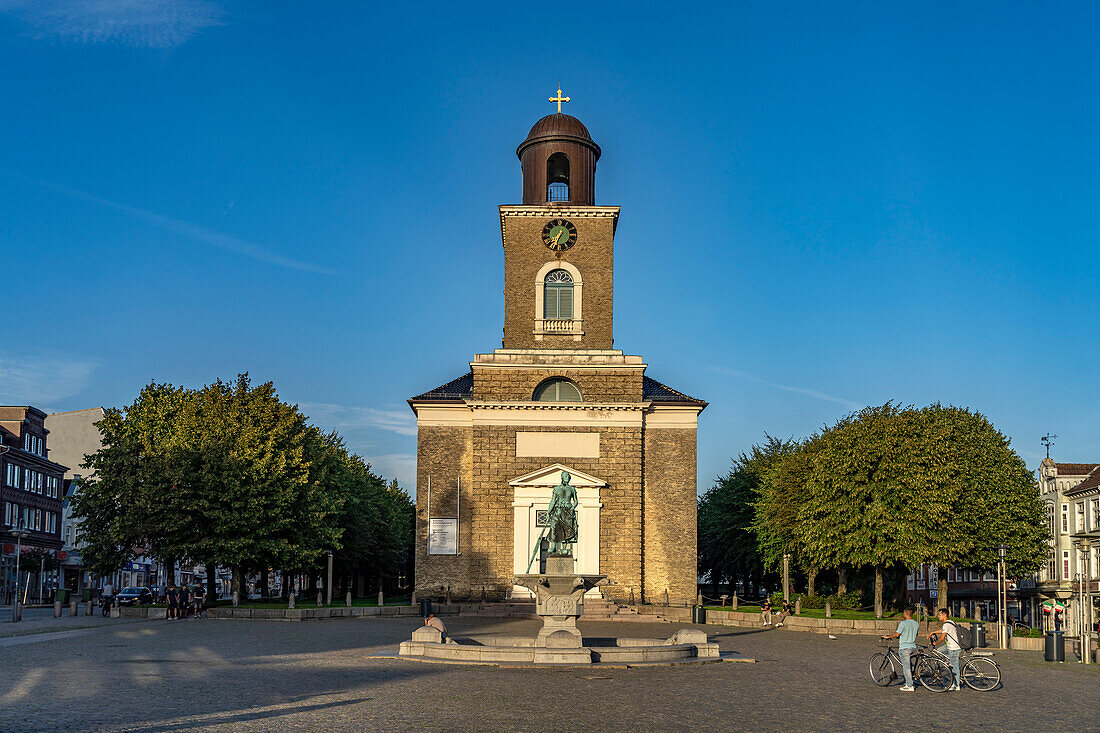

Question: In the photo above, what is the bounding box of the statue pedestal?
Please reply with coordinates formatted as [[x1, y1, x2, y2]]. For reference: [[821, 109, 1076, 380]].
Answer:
[[512, 554, 607, 647]]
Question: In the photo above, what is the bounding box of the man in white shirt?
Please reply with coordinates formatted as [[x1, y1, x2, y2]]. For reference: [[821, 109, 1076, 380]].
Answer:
[[929, 608, 961, 691]]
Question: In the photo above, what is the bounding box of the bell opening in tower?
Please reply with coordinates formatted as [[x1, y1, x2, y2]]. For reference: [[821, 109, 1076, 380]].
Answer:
[[546, 152, 570, 202]]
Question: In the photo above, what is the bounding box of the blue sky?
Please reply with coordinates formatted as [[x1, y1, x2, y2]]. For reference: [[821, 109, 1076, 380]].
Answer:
[[2, 1, 1098, 491]]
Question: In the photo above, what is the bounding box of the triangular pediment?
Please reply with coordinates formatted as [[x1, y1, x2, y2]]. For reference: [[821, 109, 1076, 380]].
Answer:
[[508, 463, 607, 488]]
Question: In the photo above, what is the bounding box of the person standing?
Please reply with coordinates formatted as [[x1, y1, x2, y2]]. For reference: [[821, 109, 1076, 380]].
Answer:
[[882, 607, 920, 691], [928, 608, 962, 691], [761, 597, 773, 626], [194, 584, 206, 619], [166, 582, 178, 621]]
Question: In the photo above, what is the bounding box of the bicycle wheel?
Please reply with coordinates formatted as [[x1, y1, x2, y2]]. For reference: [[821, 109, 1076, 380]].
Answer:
[[869, 652, 897, 686], [962, 657, 1000, 691], [916, 657, 953, 693]]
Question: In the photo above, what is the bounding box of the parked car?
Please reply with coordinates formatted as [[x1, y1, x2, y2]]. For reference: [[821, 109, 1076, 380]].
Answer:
[[115, 587, 154, 606]]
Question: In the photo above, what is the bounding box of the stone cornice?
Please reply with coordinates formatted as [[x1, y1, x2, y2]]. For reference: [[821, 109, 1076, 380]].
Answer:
[[498, 205, 621, 248]]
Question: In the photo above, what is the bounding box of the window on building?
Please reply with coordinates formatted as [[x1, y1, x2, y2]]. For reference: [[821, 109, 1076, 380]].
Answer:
[[1048, 550, 1056, 581], [546, 152, 570, 202], [4, 463, 16, 487], [4, 502, 16, 527], [532, 378, 582, 402], [33, 509, 41, 531], [1063, 550, 1071, 580], [1046, 503, 1055, 536], [543, 269, 574, 320], [1091, 498, 1100, 531], [1061, 504, 1069, 533], [1076, 502, 1085, 533]]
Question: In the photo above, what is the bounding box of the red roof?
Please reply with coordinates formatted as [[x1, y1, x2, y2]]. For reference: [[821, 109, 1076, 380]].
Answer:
[[1054, 463, 1099, 476]]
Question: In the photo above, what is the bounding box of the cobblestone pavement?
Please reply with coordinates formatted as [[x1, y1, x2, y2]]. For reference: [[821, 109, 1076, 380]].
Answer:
[[1, 616, 1096, 732], [0, 607, 147, 638]]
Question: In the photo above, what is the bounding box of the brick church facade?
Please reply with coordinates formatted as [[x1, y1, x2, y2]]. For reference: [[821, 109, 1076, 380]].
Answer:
[[410, 106, 705, 605]]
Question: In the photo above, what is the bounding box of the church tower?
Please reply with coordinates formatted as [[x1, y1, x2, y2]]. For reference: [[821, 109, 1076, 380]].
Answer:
[[410, 92, 706, 606]]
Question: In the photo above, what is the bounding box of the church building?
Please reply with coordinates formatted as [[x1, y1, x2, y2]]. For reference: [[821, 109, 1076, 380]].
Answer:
[[410, 95, 706, 605]]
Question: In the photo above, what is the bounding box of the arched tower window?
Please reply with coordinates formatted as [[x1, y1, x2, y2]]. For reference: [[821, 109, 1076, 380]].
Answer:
[[543, 269, 574, 320], [546, 152, 570, 202], [533, 378, 582, 402]]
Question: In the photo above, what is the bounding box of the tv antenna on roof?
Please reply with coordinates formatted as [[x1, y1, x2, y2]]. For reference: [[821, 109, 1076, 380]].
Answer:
[[1041, 433, 1057, 459]]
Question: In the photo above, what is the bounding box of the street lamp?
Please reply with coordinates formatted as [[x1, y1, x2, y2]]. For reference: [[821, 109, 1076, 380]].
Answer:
[[1074, 538, 1092, 665], [782, 553, 790, 603], [6, 519, 29, 622], [996, 544, 1008, 650]]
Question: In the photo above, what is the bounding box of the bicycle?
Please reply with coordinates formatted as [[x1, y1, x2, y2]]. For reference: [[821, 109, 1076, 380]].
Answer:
[[923, 635, 1002, 691], [869, 640, 953, 692]]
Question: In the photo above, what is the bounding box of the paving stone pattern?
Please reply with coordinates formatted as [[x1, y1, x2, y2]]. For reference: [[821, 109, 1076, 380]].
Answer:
[[1, 617, 1095, 732]]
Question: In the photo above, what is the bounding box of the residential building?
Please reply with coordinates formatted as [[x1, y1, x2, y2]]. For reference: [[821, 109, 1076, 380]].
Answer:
[[0, 406, 67, 604], [1029, 458, 1100, 635]]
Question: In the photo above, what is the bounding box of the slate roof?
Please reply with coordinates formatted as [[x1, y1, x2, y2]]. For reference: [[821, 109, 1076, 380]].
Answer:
[[411, 372, 473, 401], [1055, 463, 1100, 476], [410, 371, 705, 407], [1066, 466, 1100, 496]]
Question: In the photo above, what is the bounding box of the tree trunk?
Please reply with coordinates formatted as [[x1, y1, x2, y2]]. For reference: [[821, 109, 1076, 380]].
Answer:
[[837, 566, 848, 595], [258, 568, 270, 598], [937, 566, 949, 614], [165, 557, 176, 588], [874, 566, 884, 618], [807, 567, 818, 597], [231, 565, 243, 599], [206, 561, 217, 602]]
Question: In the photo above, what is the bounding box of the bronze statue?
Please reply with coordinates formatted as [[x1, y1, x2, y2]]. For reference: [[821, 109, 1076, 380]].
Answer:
[[546, 471, 578, 554]]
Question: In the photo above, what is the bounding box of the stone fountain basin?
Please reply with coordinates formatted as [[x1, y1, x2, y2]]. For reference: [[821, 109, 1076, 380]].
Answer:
[[398, 630, 719, 665]]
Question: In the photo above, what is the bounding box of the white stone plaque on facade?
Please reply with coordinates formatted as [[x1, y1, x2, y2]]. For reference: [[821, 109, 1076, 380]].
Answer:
[[428, 518, 458, 555]]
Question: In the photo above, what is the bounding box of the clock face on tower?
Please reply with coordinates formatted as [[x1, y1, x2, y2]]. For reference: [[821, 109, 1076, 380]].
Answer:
[[542, 218, 578, 252]]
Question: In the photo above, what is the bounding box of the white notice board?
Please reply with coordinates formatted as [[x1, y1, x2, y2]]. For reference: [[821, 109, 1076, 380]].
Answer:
[[428, 518, 458, 555]]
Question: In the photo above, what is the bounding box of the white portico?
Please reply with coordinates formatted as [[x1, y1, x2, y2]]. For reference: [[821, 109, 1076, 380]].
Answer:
[[510, 463, 604, 599]]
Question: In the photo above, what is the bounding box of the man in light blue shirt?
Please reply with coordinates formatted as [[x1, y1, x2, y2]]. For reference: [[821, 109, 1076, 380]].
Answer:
[[882, 606, 920, 691]]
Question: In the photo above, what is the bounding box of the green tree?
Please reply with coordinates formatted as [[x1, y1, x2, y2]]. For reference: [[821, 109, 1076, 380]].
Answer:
[[699, 436, 797, 599]]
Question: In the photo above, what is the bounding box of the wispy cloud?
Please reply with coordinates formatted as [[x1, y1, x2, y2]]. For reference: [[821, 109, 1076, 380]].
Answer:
[[0, 0, 224, 48], [0, 351, 97, 405], [368, 453, 417, 494], [706, 366, 863, 410], [8, 172, 337, 276], [301, 402, 418, 438]]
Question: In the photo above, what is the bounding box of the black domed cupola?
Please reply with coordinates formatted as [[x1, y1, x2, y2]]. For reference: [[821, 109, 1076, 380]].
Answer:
[[517, 89, 601, 205]]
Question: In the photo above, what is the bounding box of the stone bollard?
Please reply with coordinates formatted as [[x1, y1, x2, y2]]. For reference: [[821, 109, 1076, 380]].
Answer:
[[975, 607, 983, 622], [13, 602, 22, 622], [316, 592, 323, 608], [629, 588, 635, 605], [410, 590, 417, 606], [697, 593, 703, 606], [664, 589, 670, 606], [825, 599, 832, 618], [288, 593, 296, 609], [794, 597, 801, 615], [445, 587, 452, 606], [346, 591, 352, 608], [732, 595, 738, 610], [378, 589, 384, 607], [54, 601, 62, 618], [70, 600, 78, 616], [85, 600, 93, 616], [232, 591, 239, 607]]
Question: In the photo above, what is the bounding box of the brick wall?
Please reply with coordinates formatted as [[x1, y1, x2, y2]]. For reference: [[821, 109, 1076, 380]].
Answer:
[[415, 425, 474, 595], [501, 212, 615, 350], [643, 427, 699, 605], [470, 366, 642, 403]]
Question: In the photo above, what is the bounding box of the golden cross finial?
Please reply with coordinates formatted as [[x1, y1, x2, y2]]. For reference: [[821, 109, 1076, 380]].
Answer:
[[549, 85, 570, 113]]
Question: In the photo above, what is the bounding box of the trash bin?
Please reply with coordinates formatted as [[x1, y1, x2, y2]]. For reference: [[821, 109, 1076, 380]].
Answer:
[[1044, 631, 1065, 662], [692, 605, 706, 624], [81, 588, 92, 602], [57, 589, 70, 605], [972, 622, 987, 648], [419, 598, 433, 618]]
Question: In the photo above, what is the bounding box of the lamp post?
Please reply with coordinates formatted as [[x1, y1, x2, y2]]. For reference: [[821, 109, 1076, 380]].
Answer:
[[996, 544, 1008, 649], [326, 551, 333, 606], [1074, 538, 1092, 665], [782, 553, 790, 602], [7, 520, 29, 622]]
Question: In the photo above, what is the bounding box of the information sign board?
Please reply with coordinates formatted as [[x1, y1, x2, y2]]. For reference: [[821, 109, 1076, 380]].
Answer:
[[428, 518, 458, 555]]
